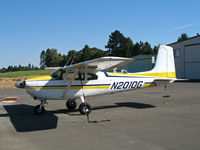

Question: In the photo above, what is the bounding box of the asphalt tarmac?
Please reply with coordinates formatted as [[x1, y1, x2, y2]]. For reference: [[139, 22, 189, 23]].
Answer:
[[0, 82, 200, 150]]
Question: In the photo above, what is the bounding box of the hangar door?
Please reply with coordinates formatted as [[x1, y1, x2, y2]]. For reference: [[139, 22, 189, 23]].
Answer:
[[184, 44, 200, 79]]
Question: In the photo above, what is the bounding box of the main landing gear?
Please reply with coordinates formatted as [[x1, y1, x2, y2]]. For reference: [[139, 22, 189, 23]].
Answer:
[[66, 99, 77, 110], [79, 96, 91, 115], [79, 102, 91, 115], [33, 97, 91, 115], [66, 96, 91, 115], [34, 100, 47, 115]]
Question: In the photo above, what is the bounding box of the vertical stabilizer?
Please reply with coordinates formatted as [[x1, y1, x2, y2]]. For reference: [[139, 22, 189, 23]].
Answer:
[[151, 45, 176, 78]]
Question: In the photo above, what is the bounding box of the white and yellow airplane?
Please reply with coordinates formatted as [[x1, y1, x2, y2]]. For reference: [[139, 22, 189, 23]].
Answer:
[[15, 45, 176, 115]]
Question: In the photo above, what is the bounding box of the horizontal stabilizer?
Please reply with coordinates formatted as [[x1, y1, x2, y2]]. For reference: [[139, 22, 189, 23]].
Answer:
[[154, 79, 176, 86]]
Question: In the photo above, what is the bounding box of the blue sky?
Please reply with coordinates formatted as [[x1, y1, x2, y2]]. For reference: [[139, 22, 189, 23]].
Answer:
[[0, 0, 199, 68]]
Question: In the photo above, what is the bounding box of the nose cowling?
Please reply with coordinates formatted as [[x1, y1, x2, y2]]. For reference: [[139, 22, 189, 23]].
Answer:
[[15, 81, 26, 88]]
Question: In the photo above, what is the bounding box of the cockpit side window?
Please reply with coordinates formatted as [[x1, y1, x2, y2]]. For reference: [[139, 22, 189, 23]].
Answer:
[[87, 73, 98, 80]]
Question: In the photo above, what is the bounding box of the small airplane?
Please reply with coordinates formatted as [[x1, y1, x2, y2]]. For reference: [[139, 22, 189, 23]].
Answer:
[[15, 45, 176, 115]]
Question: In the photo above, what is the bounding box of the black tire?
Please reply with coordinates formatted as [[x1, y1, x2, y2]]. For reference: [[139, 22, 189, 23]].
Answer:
[[66, 99, 77, 110], [34, 105, 45, 115], [79, 103, 91, 115]]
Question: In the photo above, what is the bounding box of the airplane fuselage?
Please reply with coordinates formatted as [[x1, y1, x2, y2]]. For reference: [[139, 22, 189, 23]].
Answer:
[[24, 71, 156, 100]]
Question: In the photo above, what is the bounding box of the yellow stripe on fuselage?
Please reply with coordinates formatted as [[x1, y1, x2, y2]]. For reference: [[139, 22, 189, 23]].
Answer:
[[25, 85, 110, 90], [25, 75, 53, 81], [107, 72, 176, 78]]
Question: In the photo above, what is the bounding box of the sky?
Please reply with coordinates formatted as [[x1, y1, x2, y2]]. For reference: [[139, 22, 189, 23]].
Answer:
[[0, 0, 199, 68]]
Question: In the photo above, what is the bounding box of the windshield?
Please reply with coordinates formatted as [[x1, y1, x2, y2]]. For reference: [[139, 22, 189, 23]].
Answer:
[[51, 69, 66, 80]]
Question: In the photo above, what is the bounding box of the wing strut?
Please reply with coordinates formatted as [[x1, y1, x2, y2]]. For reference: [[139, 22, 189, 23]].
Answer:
[[61, 69, 78, 99]]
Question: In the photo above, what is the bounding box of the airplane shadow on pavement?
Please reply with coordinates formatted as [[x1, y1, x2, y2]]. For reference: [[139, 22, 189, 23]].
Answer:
[[0, 102, 155, 132], [1, 104, 58, 132], [93, 102, 156, 110], [48, 102, 156, 116]]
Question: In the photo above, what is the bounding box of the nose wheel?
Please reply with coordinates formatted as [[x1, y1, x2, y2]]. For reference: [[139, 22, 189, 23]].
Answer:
[[34, 100, 47, 115], [34, 105, 45, 115]]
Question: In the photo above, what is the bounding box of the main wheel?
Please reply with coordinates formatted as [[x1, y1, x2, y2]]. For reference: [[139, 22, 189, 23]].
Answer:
[[34, 105, 45, 115], [79, 103, 91, 115], [66, 99, 77, 110]]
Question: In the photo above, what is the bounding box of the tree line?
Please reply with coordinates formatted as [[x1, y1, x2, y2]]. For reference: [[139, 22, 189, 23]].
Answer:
[[0, 64, 40, 73], [40, 30, 160, 68], [40, 45, 106, 69], [0, 31, 190, 72], [40, 31, 191, 69]]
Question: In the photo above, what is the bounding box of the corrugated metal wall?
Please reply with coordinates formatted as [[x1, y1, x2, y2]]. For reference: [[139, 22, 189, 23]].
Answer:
[[184, 44, 200, 79]]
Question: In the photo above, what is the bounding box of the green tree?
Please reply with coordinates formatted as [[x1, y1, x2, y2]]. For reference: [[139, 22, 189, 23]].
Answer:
[[0, 67, 7, 73], [28, 63, 31, 69], [177, 33, 189, 42], [45, 48, 58, 67], [8, 66, 13, 72], [57, 53, 64, 66], [40, 50, 46, 69], [80, 45, 90, 61], [88, 47, 106, 59], [105, 30, 126, 56], [120, 37, 133, 57], [152, 45, 158, 55], [137, 41, 153, 55], [18, 65, 22, 71], [105, 30, 134, 57], [131, 42, 140, 56], [13, 65, 18, 71], [143, 42, 153, 54], [67, 50, 80, 64]]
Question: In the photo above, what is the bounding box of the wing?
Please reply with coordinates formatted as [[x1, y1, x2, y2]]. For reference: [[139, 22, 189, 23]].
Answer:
[[62, 56, 134, 72], [45, 67, 62, 70]]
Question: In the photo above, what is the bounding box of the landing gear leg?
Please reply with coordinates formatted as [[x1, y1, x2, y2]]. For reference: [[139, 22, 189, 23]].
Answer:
[[34, 100, 47, 115], [79, 96, 91, 115]]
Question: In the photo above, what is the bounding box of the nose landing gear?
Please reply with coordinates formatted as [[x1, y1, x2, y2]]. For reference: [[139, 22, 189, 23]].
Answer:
[[34, 100, 47, 115]]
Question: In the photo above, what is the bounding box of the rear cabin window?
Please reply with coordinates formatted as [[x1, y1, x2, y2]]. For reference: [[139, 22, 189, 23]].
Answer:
[[87, 73, 98, 80], [67, 72, 85, 80]]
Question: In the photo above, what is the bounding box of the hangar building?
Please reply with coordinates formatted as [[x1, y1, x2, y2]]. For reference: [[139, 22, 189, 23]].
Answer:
[[118, 55, 155, 73], [168, 35, 200, 79]]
